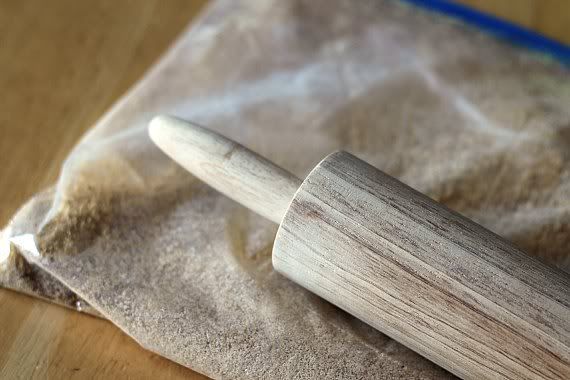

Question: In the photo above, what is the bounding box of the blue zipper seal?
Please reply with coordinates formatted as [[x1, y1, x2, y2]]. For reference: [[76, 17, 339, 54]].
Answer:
[[400, 0, 570, 65]]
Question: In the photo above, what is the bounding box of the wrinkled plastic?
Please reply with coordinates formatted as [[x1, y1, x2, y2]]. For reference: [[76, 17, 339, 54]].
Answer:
[[2, 0, 569, 378]]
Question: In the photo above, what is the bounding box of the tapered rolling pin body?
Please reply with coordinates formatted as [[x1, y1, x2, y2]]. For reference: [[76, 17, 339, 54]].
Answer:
[[149, 116, 570, 380]]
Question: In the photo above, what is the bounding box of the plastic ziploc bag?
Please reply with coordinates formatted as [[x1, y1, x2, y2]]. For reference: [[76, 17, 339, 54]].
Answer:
[[2, 0, 569, 378]]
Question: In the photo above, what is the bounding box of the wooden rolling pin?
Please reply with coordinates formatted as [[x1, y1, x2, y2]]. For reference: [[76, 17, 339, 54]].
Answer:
[[148, 115, 570, 380]]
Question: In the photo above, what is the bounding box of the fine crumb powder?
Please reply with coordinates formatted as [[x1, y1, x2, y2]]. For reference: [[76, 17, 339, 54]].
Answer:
[[3, 0, 570, 378], [1, 189, 99, 316]]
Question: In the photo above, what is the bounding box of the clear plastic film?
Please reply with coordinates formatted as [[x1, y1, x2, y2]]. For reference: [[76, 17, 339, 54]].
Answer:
[[2, 0, 569, 378]]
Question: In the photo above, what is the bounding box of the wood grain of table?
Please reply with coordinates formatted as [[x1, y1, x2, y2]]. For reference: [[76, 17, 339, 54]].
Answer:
[[455, 0, 570, 45], [0, 1, 208, 378]]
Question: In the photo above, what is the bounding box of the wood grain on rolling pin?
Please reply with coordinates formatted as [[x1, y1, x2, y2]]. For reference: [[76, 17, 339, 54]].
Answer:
[[150, 117, 570, 379], [273, 151, 570, 380]]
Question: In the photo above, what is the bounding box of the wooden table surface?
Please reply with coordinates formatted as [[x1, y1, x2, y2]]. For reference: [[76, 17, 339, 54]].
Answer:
[[2, 1, 566, 379], [0, 1, 208, 378]]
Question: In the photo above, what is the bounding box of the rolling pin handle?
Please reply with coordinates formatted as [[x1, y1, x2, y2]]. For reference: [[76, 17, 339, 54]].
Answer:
[[148, 115, 301, 224]]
